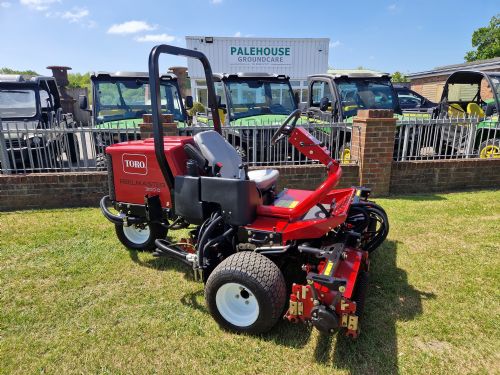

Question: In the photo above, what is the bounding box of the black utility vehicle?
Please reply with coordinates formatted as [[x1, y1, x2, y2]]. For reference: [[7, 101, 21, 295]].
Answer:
[[0, 74, 78, 170]]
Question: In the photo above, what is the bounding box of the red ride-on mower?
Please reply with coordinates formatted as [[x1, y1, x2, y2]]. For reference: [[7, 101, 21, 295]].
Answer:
[[100, 45, 389, 337]]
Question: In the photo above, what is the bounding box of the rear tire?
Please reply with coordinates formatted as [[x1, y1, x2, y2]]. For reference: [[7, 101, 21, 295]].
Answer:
[[115, 222, 167, 251], [205, 251, 286, 334]]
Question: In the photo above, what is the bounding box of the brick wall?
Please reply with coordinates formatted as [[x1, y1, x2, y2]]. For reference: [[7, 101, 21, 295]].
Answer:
[[390, 159, 500, 194], [0, 165, 360, 211], [0, 172, 108, 211], [262, 164, 360, 191]]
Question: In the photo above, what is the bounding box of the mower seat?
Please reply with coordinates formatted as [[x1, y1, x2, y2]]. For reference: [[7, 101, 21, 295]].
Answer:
[[193, 130, 279, 190], [247, 169, 279, 191], [193, 130, 243, 179], [467, 102, 485, 117]]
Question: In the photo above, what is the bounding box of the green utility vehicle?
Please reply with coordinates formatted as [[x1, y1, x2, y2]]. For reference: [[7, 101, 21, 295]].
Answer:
[[79, 71, 188, 165], [191, 72, 298, 160], [0, 74, 79, 171], [434, 70, 500, 158]]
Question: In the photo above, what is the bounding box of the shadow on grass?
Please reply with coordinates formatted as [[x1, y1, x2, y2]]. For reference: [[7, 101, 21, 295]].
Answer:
[[127, 244, 196, 281], [315, 240, 436, 374], [130, 236, 435, 373], [180, 289, 207, 313]]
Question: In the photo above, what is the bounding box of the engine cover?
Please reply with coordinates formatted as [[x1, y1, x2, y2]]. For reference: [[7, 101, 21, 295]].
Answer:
[[106, 136, 194, 207]]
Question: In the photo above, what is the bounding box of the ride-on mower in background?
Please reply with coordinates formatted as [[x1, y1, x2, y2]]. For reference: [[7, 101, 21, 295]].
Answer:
[[100, 45, 389, 337]]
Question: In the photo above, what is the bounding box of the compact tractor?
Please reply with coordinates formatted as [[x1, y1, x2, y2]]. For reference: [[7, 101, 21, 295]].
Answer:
[[100, 45, 389, 337]]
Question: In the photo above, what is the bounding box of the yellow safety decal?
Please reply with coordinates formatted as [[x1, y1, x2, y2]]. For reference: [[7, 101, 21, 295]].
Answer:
[[323, 261, 333, 275], [356, 189, 361, 197], [275, 200, 300, 208]]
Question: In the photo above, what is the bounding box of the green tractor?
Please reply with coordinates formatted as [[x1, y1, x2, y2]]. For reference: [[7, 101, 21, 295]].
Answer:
[[79, 71, 188, 167], [189, 73, 298, 162], [304, 70, 401, 162]]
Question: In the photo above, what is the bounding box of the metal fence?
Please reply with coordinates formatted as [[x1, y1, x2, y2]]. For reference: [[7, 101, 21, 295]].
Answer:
[[0, 118, 358, 174], [2, 115, 498, 174], [394, 117, 500, 161]]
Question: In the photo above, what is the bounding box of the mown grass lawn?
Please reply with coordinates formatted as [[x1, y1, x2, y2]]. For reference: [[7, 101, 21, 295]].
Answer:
[[0, 190, 499, 375]]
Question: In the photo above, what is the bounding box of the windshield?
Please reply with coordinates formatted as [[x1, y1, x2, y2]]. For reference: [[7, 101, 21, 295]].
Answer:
[[0, 89, 37, 118], [447, 83, 480, 102], [94, 79, 184, 123], [336, 78, 397, 118], [226, 79, 296, 120]]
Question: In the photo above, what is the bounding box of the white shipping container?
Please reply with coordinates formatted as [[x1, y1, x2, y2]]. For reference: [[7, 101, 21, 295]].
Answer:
[[185, 36, 329, 79]]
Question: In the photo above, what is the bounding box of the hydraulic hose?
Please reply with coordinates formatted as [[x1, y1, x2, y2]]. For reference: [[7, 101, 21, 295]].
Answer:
[[197, 213, 223, 268]]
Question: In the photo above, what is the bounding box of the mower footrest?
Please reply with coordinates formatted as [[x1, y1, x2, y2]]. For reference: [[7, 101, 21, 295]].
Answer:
[[154, 239, 195, 266]]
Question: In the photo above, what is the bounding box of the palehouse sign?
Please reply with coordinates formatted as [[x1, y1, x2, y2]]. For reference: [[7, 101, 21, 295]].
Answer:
[[229, 46, 293, 66]]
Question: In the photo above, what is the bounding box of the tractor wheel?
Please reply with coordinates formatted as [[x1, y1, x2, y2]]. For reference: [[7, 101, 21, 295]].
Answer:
[[479, 138, 500, 159], [205, 251, 286, 334], [115, 222, 167, 251], [339, 143, 351, 164]]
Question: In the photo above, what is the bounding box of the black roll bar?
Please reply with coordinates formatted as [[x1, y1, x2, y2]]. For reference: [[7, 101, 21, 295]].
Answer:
[[148, 44, 221, 189]]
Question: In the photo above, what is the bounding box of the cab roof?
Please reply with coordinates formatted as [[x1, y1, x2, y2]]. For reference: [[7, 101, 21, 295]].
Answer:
[[91, 71, 177, 80], [314, 69, 390, 80], [0, 74, 56, 84], [213, 72, 290, 81]]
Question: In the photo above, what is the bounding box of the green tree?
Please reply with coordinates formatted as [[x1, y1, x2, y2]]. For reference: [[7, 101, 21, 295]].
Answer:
[[0, 67, 39, 76], [465, 14, 500, 62], [67, 72, 91, 89], [391, 71, 408, 82]]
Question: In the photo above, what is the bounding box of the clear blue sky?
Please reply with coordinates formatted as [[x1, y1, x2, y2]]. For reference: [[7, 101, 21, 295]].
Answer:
[[0, 0, 498, 76]]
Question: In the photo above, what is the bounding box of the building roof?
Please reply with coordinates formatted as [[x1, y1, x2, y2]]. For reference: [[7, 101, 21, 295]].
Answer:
[[408, 57, 500, 80]]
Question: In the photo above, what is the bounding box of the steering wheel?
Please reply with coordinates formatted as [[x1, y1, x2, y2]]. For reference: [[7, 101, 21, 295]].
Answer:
[[271, 109, 301, 145]]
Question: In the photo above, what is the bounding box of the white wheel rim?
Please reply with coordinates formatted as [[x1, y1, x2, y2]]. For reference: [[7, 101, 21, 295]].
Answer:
[[123, 224, 150, 244], [215, 282, 259, 327]]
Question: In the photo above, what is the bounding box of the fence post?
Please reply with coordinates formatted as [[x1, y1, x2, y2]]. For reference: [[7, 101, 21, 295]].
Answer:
[[351, 109, 396, 196], [0, 119, 12, 174]]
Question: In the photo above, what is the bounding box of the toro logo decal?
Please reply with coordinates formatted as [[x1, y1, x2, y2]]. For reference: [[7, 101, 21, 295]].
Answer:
[[122, 153, 148, 175]]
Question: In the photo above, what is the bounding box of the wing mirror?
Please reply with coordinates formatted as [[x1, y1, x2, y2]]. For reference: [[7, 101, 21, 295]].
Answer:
[[319, 96, 330, 112], [79, 95, 88, 110], [185, 95, 193, 109], [485, 102, 495, 116]]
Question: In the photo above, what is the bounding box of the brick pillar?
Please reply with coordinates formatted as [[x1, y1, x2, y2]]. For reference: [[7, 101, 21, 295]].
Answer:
[[351, 109, 396, 196], [140, 114, 178, 138]]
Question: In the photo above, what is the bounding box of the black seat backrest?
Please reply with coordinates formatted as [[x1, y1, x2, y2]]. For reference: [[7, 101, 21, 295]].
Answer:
[[184, 144, 209, 174]]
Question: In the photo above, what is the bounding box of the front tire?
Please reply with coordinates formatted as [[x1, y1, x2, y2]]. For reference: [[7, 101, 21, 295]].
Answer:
[[115, 222, 167, 251], [205, 251, 286, 334]]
